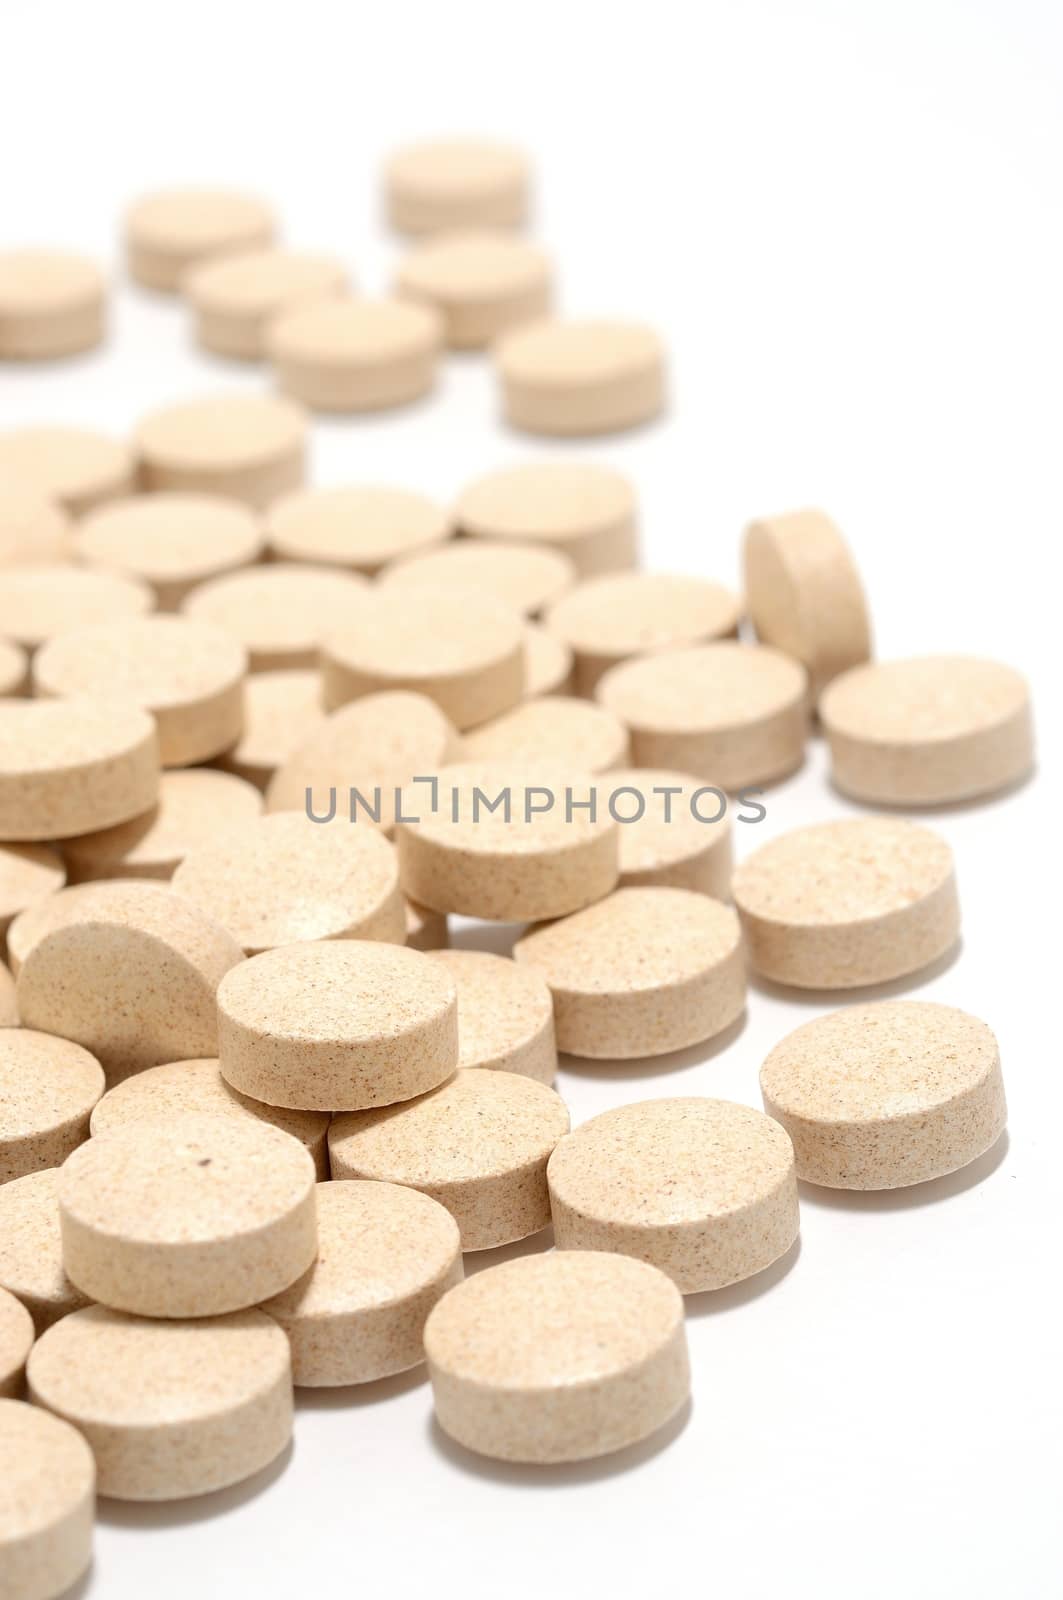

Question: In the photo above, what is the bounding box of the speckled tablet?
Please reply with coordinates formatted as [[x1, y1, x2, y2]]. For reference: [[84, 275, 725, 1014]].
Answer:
[[0, 1169, 93, 1331], [497, 318, 666, 436], [427, 950, 556, 1083], [183, 562, 369, 671], [62, 768, 262, 883], [0, 1398, 94, 1595], [185, 247, 348, 358], [0, 472, 70, 567], [0, 1029, 104, 1185], [75, 492, 264, 610], [125, 187, 275, 291], [0, 1288, 33, 1397], [0, 248, 105, 360], [456, 461, 638, 577], [0, 564, 152, 652], [0, 697, 159, 842], [268, 297, 443, 413], [385, 138, 529, 234], [605, 768, 733, 898], [0, 425, 135, 515], [462, 695, 628, 774], [217, 669, 326, 788], [136, 392, 306, 508], [266, 484, 452, 574], [396, 231, 551, 347], [0, 844, 65, 939], [381, 539, 574, 616]]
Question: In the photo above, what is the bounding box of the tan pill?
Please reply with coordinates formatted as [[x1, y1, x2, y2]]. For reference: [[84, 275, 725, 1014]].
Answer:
[[425, 1251, 689, 1463], [405, 898, 448, 951], [184, 561, 369, 671], [395, 763, 619, 922], [74, 492, 264, 610], [497, 318, 666, 436], [0, 1030, 104, 1185], [515, 887, 745, 1059], [597, 641, 809, 790], [216, 668, 326, 788], [607, 767, 733, 898], [457, 460, 639, 577], [268, 297, 443, 413], [732, 817, 961, 989], [0, 426, 135, 516], [760, 1001, 1007, 1189], [0, 564, 152, 653], [0, 249, 105, 361], [58, 1113, 316, 1316], [260, 1180, 463, 1387], [266, 484, 452, 574], [0, 1289, 33, 1397], [743, 509, 872, 697], [0, 1170, 91, 1333], [0, 697, 159, 842], [136, 392, 306, 509], [0, 1398, 94, 1596], [322, 586, 524, 729], [266, 689, 462, 833], [61, 768, 263, 883], [7, 882, 134, 977], [819, 655, 1035, 806], [522, 622, 573, 697], [385, 138, 529, 235], [548, 1097, 798, 1292], [28, 1304, 292, 1500], [381, 541, 574, 619], [217, 940, 458, 1112], [426, 950, 557, 1083], [125, 187, 275, 292], [330, 1068, 568, 1250], [184, 247, 348, 358], [463, 695, 629, 774], [33, 615, 246, 768], [0, 844, 65, 940], [90, 1057, 329, 1179], [0, 473, 70, 568], [0, 962, 16, 1027], [396, 230, 551, 348], [15, 880, 244, 1082], [546, 572, 743, 694], [173, 809, 404, 954]]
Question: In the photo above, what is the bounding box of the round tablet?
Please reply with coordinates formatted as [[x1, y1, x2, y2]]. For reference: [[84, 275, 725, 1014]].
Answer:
[[425, 1251, 689, 1463], [0, 1289, 33, 1397], [184, 247, 348, 358], [396, 230, 551, 348], [58, 1113, 316, 1316], [321, 586, 524, 729], [173, 809, 404, 954], [597, 642, 809, 790], [183, 562, 369, 670], [90, 1057, 330, 1179], [33, 615, 246, 768], [15, 880, 244, 1082], [426, 950, 556, 1083], [515, 887, 745, 1059], [0, 1398, 94, 1595], [820, 656, 1035, 806], [385, 138, 529, 234], [760, 1001, 1007, 1189], [266, 483, 451, 574], [0, 564, 152, 651], [0, 962, 16, 1027], [743, 508, 872, 698], [0, 472, 70, 567], [456, 460, 639, 577], [74, 492, 264, 610], [136, 392, 306, 509], [545, 572, 743, 694], [269, 297, 443, 413], [0, 426, 135, 516], [0, 1170, 90, 1332], [463, 695, 629, 773], [732, 817, 961, 989], [0, 697, 159, 842], [217, 940, 458, 1112], [497, 318, 666, 436], [28, 1305, 292, 1500], [522, 621, 573, 697], [125, 187, 275, 291], [330, 1068, 569, 1250], [0, 1030, 104, 1184], [548, 1097, 798, 1292], [0, 249, 105, 360], [260, 1180, 463, 1386], [61, 768, 263, 883], [605, 767, 734, 897], [381, 539, 574, 616], [405, 898, 447, 951], [0, 844, 65, 939], [265, 689, 462, 832], [217, 668, 326, 787], [395, 763, 619, 922]]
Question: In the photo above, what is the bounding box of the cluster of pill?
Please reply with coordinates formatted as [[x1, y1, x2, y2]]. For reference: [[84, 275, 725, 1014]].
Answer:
[[0, 137, 1034, 1599]]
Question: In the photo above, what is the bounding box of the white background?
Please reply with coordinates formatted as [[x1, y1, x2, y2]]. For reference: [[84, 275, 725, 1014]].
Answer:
[[3, 1, 1061, 1596]]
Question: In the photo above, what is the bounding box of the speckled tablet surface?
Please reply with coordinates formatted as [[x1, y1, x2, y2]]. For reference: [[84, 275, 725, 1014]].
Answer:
[[184, 247, 348, 358], [0, 425, 135, 515], [462, 695, 629, 773], [605, 767, 734, 898], [497, 318, 666, 436], [0, 472, 70, 567], [217, 668, 326, 788], [266, 484, 452, 574], [732, 817, 961, 989], [760, 1001, 1007, 1188], [381, 539, 574, 616], [456, 460, 638, 576], [75, 492, 264, 610], [396, 230, 551, 347], [0, 1287, 33, 1397], [136, 392, 306, 508], [514, 886, 745, 1058], [329, 1067, 569, 1250], [125, 187, 275, 291], [217, 940, 458, 1112], [183, 561, 369, 671], [385, 138, 529, 234], [268, 297, 443, 413], [7, 882, 134, 977], [28, 1305, 292, 1500], [0, 1398, 94, 1594], [0, 843, 65, 938], [0, 1169, 93, 1331], [0, 696, 159, 842], [424, 1251, 689, 1463], [0, 1029, 104, 1185], [62, 768, 263, 883], [260, 1179, 463, 1386], [426, 950, 557, 1083], [58, 1112, 317, 1317], [0, 563, 152, 651], [0, 248, 106, 359]]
